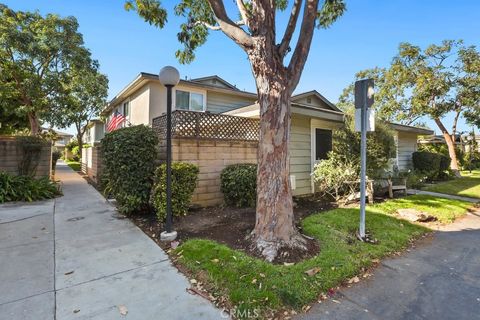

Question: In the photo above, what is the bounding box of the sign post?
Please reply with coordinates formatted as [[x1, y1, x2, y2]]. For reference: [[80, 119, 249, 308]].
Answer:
[[354, 79, 374, 240]]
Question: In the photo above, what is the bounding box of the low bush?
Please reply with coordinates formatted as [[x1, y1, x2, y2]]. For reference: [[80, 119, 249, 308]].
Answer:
[[52, 149, 62, 170], [220, 164, 257, 207], [312, 152, 359, 201], [412, 151, 450, 181], [101, 125, 158, 215], [0, 172, 60, 203], [151, 162, 199, 220]]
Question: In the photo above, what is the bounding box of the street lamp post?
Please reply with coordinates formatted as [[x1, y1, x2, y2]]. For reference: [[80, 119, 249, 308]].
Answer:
[[158, 66, 180, 242]]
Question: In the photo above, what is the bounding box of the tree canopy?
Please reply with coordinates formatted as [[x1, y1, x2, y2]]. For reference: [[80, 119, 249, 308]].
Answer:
[[343, 40, 480, 174], [0, 4, 101, 134]]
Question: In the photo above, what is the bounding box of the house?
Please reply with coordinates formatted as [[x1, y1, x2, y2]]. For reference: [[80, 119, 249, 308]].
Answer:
[[388, 123, 435, 170], [84, 73, 433, 206], [41, 127, 73, 154], [464, 135, 480, 153]]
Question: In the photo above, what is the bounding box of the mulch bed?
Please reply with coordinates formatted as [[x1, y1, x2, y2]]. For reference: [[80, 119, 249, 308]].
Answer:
[[130, 196, 336, 264]]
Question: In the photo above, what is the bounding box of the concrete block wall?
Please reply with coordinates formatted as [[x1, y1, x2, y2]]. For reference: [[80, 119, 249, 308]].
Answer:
[[81, 144, 103, 184], [159, 138, 258, 207], [0, 136, 52, 178]]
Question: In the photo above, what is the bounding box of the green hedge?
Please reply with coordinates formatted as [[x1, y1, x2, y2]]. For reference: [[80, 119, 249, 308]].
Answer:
[[101, 125, 158, 214], [151, 162, 199, 220], [0, 172, 60, 203], [220, 164, 257, 207], [412, 151, 450, 180], [52, 149, 62, 170]]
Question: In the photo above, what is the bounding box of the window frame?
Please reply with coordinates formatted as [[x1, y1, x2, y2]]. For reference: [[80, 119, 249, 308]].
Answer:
[[174, 88, 206, 112]]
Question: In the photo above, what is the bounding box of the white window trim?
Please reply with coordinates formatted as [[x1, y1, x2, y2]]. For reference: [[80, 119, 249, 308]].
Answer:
[[173, 87, 207, 112]]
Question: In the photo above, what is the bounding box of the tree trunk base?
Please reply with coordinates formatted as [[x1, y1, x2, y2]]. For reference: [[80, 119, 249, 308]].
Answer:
[[251, 230, 308, 262], [451, 169, 462, 178]]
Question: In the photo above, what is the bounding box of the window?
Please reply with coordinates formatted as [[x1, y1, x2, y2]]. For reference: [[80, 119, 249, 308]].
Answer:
[[122, 101, 130, 118], [175, 90, 204, 111], [315, 129, 332, 161]]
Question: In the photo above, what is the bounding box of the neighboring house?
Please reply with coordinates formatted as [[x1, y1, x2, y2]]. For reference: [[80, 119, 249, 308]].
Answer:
[[41, 128, 73, 153], [389, 123, 434, 170], [418, 134, 464, 150], [84, 119, 105, 145], [85, 72, 433, 206], [464, 135, 480, 153]]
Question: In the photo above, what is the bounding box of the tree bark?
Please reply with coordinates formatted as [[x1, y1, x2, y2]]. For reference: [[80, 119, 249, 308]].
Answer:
[[28, 112, 40, 135], [247, 36, 306, 261], [434, 118, 461, 177]]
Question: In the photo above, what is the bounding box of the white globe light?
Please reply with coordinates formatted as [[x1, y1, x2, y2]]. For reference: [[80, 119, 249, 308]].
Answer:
[[158, 66, 180, 86]]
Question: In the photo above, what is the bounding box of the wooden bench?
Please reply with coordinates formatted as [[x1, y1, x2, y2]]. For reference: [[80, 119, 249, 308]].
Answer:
[[345, 178, 375, 204], [388, 177, 407, 198]]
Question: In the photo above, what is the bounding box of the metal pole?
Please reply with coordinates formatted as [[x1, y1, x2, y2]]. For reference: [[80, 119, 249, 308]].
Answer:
[[359, 103, 367, 239], [165, 85, 173, 233]]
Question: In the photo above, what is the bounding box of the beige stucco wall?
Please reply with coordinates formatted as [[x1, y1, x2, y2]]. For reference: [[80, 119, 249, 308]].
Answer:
[[81, 144, 103, 184], [129, 84, 151, 125], [149, 82, 209, 123], [0, 136, 52, 178]]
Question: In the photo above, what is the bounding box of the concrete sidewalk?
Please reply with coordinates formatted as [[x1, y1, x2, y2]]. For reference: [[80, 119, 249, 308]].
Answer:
[[0, 162, 222, 320], [408, 189, 479, 203], [296, 211, 480, 320]]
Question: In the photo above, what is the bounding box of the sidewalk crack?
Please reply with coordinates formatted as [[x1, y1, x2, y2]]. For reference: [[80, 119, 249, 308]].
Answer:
[[55, 258, 171, 292]]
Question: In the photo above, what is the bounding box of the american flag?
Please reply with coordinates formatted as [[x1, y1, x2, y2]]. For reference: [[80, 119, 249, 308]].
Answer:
[[107, 111, 126, 132]]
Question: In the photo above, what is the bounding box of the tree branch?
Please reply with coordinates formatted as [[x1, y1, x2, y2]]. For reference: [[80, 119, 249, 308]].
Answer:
[[206, 0, 253, 48], [451, 107, 462, 139], [278, 0, 302, 57], [236, 0, 250, 28], [287, 0, 319, 91], [195, 19, 245, 31]]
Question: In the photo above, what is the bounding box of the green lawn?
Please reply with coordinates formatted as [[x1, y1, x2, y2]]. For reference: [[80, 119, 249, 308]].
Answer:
[[174, 195, 472, 318], [423, 170, 480, 199], [66, 160, 81, 171]]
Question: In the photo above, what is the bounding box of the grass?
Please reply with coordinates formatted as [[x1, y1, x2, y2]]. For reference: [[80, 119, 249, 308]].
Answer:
[[174, 195, 472, 318], [65, 160, 81, 171], [423, 170, 480, 199], [370, 194, 472, 223]]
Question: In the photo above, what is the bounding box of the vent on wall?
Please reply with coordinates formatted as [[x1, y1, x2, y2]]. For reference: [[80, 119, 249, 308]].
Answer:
[[290, 175, 296, 190]]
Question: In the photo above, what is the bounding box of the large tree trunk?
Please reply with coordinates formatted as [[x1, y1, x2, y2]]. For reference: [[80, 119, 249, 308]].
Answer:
[[248, 48, 306, 261], [28, 112, 40, 135], [434, 118, 461, 177]]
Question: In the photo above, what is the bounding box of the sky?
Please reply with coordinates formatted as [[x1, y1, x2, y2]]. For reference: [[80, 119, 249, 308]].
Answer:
[[3, 0, 480, 135]]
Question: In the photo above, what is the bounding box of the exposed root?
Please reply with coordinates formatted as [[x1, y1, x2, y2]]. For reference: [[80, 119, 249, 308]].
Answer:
[[253, 232, 308, 262]]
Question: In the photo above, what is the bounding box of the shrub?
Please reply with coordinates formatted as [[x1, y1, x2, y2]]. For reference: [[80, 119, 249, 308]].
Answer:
[[15, 136, 46, 176], [71, 146, 80, 161], [439, 154, 450, 172], [334, 112, 396, 176], [151, 162, 199, 220], [52, 149, 62, 170], [0, 172, 60, 203], [101, 125, 158, 215], [312, 152, 360, 201], [220, 164, 257, 207], [412, 151, 450, 180]]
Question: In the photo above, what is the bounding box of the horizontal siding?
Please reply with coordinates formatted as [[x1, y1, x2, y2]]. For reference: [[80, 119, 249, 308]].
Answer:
[[290, 115, 312, 196], [206, 91, 256, 114], [397, 132, 418, 170]]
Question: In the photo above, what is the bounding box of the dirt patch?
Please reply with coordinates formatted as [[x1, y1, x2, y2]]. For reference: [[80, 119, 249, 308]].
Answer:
[[130, 196, 335, 263]]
